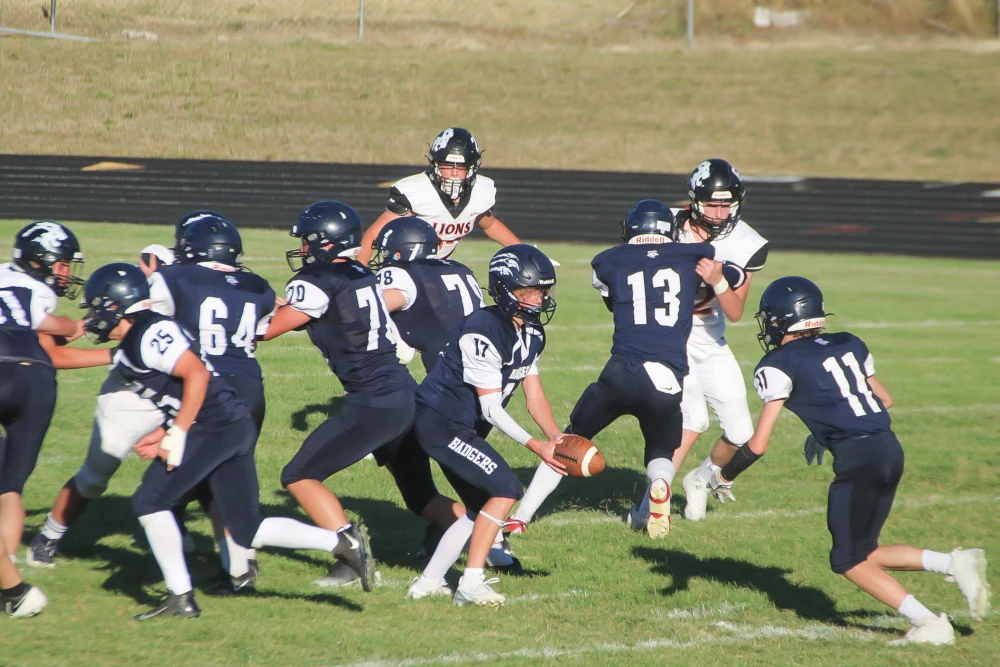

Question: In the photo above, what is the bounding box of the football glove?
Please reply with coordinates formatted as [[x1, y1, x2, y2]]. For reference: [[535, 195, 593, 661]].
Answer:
[[708, 469, 736, 504], [804, 434, 828, 466], [160, 425, 188, 468]]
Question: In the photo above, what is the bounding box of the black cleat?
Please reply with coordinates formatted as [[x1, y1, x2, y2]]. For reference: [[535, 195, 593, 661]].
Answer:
[[26, 533, 59, 568], [206, 568, 256, 596], [3, 585, 48, 618], [331, 523, 374, 592], [312, 560, 361, 588], [135, 592, 201, 620]]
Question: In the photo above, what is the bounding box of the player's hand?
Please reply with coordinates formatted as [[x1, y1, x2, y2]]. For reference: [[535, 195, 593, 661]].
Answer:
[[527, 437, 568, 476], [708, 469, 736, 503], [695, 258, 724, 286], [64, 318, 88, 343], [134, 427, 167, 460], [804, 434, 828, 466], [159, 425, 188, 471], [274, 296, 288, 308]]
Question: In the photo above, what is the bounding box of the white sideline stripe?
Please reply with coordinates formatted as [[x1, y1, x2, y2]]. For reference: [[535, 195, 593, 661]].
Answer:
[[543, 494, 999, 528], [342, 620, 873, 666]]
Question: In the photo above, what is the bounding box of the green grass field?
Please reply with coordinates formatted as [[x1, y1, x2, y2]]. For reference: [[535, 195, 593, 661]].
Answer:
[[4, 220, 999, 665]]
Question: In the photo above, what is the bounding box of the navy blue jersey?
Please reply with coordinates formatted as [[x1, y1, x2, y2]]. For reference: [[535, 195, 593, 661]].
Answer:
[[417, 306, 544, 429], [376, 258, 485, 372], [149, 264, 276, 379], [109, 311, 247, 428], [0, 263, 59, 365], [285, 260, 415, 407], [591, 242, 715, 377], [753, 332, 891, 446]]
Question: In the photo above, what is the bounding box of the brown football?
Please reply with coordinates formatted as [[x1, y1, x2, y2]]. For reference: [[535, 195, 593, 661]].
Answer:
[[553, 435, 606, 478]]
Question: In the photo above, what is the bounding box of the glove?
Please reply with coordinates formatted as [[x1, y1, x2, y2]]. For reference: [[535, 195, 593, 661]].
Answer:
[[708, 469, 736, 503], [804, 434, 828, 466], [160, 425, 188, 469]]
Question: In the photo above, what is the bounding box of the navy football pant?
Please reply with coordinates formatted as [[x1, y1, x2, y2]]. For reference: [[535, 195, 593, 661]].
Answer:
[[413, 405, 523, 516], [568, 355, 683, 465], [0, 362, 57, 495], [827, 431, 905, 574], [132, 415, 264, 548]]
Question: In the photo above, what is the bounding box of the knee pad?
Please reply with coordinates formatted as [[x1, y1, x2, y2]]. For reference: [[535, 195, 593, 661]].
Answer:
[[718, 410, 754, 447], [72, 468, 110, 500], [682, 404, 710, 434]]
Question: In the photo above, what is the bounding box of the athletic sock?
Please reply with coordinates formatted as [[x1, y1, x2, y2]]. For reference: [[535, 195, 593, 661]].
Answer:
[[1, 582, 29, 598], [250, 517, 339, 552], [646, 458, 676, 486], [921, 550, 952, 574], [422, 515, 474, 585], [695, 456, 719, 483], [224, 533, 250, 578], [512, 463, 563, 524], [898, 594, 937, 624], [138, 511, 193, 595], [41, 513, 68, 541], [460, 567, 485, 590]]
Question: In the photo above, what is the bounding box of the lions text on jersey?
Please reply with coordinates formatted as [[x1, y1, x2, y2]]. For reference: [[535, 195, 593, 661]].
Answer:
[[376, 258, 485, 372], [0, 263, 59, 365], [385, 173, 497, 260]]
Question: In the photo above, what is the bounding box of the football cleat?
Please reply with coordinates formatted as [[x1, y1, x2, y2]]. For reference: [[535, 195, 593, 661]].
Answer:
[[626, 503, 647, 531], [313, 560, 361, 589], [452, 576, 505, 607], [331, 523, 375, 592], [206, 568, 257, 596], [414, 522, 445, 563], [887, 613, 955, 647], [485, 539, 525, 575], [26, 534, 59, 568], [503, 518, 528, 536], [682, 469, 709, 521], [406, 576, 453, 600], [3, 585, 48, 619], [947, 548, 991, 621], [134, 592, 201, 621], [646, 478, 671, 539]]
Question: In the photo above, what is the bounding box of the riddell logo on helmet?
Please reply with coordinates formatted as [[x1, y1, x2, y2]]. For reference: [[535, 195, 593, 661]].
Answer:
[[711, 191, 732, 199], [444, 155, 466, 164], [801, 318, 825, 328]]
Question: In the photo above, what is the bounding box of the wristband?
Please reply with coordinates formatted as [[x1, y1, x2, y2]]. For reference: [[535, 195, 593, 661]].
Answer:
[[161, 425, 189, 468], [712, 278, 730, 295]]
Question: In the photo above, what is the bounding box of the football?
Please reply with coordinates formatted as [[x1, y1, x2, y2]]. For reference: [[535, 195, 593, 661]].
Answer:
[[553, 435, 606, 478]]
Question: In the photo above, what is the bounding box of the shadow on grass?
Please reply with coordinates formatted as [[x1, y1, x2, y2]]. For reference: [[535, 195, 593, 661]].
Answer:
[[289, 395, 347, 432], [513, 464, 650, 519]]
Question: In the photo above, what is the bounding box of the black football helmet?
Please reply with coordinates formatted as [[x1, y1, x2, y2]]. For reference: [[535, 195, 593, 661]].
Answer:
[[80, 263, 152, 343], [687, 158, 745, 240], [286, 201, 363, 271], [487, 244, 557, 326], [174, 210, 227, 252], [426, 127, 482, 200], [621, 199, 678, 243], [755, 276, 828, 351], [370, 217, 438, 271], [12, 221, 85, 299], [175, 214, 243, 267]]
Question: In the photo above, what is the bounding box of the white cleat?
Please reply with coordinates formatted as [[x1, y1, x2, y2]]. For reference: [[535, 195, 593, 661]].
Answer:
[[645, 478, 671, 539], [626, 504, 647, 531], [947, 548, 991, 621], [682, 470, 709, 521], [452, 576, 505, 607], [4, 586, 48, 619], [887, 613, 955, 647], [406, 577, 453, 600]]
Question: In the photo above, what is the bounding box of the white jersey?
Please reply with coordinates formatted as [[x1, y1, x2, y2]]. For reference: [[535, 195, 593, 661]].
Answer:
[[675, 216, 768, 345], [386, 172, 497, 260]]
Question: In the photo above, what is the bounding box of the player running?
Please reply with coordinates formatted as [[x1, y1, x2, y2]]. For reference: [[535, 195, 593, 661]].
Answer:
[[713, 276, 991, 646]]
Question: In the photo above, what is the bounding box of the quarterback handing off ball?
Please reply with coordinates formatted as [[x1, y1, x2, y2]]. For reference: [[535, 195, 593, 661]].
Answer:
[[554, 436, 606, 478]]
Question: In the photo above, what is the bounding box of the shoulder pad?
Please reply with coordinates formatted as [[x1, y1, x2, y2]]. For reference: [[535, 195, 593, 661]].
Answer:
[[712, 221, 768, 269], [386, 186, 413, 215]]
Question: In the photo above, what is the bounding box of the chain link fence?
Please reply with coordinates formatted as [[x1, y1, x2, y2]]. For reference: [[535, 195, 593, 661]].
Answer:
[[2, 1, 998, 46]]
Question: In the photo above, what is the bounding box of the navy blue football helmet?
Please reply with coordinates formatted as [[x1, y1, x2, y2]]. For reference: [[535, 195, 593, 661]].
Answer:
[[174, 210, 227, 251], [80, 263, 151, 343], [487, 244, 557, 326], [687, 158, 745, 241], [755, 276, 828, 351], [286, 201, 363, 271], [12, 221, 85, 298], [175, 214, 243, 267], [370, 217, 438, 271], [426, 127, 482, 200], [621, 199, 678, 244]]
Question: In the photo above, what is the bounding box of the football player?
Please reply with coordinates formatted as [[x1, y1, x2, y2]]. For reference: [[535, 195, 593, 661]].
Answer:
[[372, 217, 485, 373], [718, 276, 991, 646], [405, 244, 566, 606], [510, 201, 719, 538], [0, 222, 89, 618], [670, 159, 770, 522], [138, 244, 175, 277], [78, 262, 373, 619], [357, 128, 521, 264], [264, 201, 460, 588]]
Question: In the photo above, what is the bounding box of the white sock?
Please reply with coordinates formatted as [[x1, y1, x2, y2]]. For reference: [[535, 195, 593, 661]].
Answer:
[[250, 518, 339, 552], [512, 463, 564, 524], [647, 458, 676, 486], [41, 513, 68, 541], [695, 456, 719, 483], [138, 511, 192, 595], [422, 515, 474, 585], [461, 567, 485, 590], [921, 550, 951, 574], [225, 533, 250, 578], [898, 594, 937, 624]]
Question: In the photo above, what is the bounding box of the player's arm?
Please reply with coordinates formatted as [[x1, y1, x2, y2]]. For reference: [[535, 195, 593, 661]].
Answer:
[[867, 375, 893, 409], [358, 210, 405, 265], [35, 313, 80, 338], [591, 268, 614, 313], [476, 212, 520, 246], [521, 372, 564, 441], [38, 333, 113, 369], [261, 305, 311, 340], [169, 351, 210, 433], [262, 279, 326, 340], [477, 387, 566, 475], [695, 258, 750, 322]]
